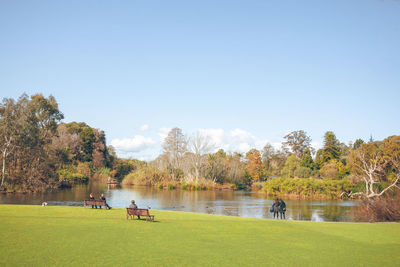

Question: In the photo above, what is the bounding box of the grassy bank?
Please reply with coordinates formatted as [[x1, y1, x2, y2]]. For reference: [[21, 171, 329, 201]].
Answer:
[[0, 205, 399, 266]]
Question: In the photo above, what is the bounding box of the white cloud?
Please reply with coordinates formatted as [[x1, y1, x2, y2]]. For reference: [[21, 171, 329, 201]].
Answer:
[[197, 128, 271, 154], [238, 142, 251, 152], [111, 135, 155, 153], [230, 128, 254, 141], [198, 128, 225, 147], [116, 150, 158, 161], [139, 124, 150, 131]]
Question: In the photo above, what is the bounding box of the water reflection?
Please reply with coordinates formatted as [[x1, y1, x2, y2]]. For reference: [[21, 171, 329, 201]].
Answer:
[[0, 183, 357, 222]]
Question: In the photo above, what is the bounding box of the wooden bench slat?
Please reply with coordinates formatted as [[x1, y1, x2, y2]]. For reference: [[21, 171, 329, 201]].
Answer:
[[126, 208, 154, 222], [84, 200, 107, 207]]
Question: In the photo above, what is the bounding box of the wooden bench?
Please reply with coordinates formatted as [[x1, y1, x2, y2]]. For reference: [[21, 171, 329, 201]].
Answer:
[[84, 200, 106, 208], [126, 208, 154, 222]]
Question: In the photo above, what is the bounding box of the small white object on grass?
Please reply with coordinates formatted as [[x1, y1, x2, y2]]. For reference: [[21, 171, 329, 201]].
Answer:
[[41, 202, 48, 207]]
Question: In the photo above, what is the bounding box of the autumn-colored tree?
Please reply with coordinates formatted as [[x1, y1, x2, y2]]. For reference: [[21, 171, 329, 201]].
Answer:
[[245, 149, 265, 181]]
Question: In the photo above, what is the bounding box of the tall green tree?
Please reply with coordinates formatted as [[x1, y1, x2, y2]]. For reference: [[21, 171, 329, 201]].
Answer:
[[300, 148, 314, 170], [321, 131, 341, 163], [78, 127, 96, 162], [281, 154, 300, 178], [0, 93, 63, 189]]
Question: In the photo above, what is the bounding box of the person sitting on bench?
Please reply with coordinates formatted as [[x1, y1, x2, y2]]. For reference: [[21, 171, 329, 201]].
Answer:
[[100, 193, 112, 209], [129, 200, 139, 219], [89, 193, 97, 209]]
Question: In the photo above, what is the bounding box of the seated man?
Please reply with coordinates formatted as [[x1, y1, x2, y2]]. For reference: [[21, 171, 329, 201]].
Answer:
[[99, 193, 112, 209], [129, 200, 140, 219], [89, 193, 97, 209]]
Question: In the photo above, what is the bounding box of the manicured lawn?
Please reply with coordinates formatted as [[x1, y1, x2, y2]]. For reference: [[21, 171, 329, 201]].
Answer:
[[0, 205, 399, 266]]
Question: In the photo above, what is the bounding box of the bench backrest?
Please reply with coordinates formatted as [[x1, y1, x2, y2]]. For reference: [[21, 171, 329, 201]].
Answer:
[[84, 200, 106, 205], [126, 208, 150, 216]]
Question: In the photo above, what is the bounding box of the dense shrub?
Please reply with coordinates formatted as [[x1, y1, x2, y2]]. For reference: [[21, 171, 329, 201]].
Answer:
[[181, 183, 189, 190], [113, 159, 145, 181], [263, 177, 353, 199], [168, 184, 176, 190], [57, 165, 89, 183], [294, 166, 312, 178], [252, 181, 264, 190], [319, 160, 339, 179], [91, 167, 111, 182], [122, 166, 168, 186], [96, 167, 111, 175]]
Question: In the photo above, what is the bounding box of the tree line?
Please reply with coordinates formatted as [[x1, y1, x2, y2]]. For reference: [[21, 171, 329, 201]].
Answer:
[[124, 128, 400, 199], [1, 93, 399, 199]]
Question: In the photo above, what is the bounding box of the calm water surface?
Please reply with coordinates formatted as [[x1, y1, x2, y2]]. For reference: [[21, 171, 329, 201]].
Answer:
[[0, 183, 358, 222]]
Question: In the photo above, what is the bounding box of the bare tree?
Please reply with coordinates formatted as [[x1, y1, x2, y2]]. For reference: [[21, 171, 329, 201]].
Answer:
[[162, 128, 187, 179], [188, 132, 214, 181], [351, 140, 400, 198], [353, 150, 384, 198]]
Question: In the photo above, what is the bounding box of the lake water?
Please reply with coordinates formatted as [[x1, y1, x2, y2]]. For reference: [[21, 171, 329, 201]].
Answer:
[[0, 183, 358, 222]]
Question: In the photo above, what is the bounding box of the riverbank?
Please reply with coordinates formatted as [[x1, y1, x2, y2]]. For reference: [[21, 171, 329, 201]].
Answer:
[[1, 205, 399, 266], [122, 176, 361, 200]]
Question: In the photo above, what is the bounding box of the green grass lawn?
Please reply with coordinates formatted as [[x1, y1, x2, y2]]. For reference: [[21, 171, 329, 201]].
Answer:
[[0, 205, 399, 266]]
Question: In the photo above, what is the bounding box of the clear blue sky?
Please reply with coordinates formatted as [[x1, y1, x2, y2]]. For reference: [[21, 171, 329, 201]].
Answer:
[[1, 0, 399, 160]]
